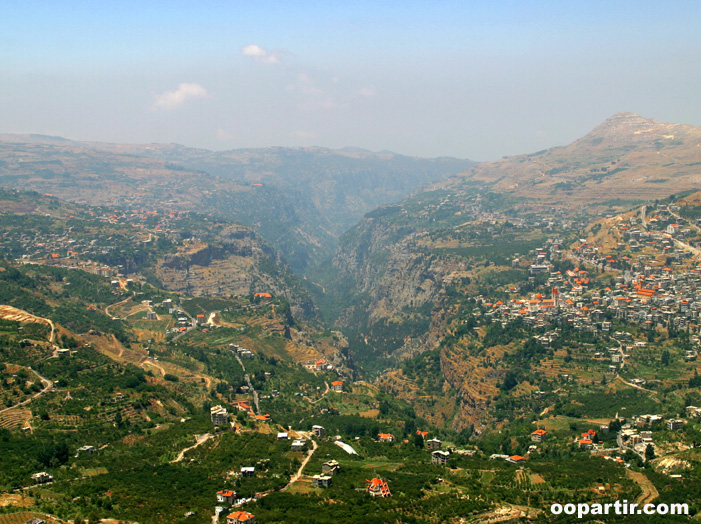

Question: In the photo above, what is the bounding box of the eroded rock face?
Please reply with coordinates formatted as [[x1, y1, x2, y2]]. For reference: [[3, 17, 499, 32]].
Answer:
[[155, 226, 317, 320]]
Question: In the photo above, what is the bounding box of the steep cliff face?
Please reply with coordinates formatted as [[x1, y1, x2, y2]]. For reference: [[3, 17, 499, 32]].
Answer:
[[154, 225, 317, 320], [375, 342, 503, 432], [320, 198, 477, 376], [439, 343, 504, 432], [326, 217, 434, 361]]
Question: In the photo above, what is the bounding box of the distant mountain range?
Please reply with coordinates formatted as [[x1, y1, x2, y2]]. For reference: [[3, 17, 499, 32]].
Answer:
[[0, 136, 475, 272]]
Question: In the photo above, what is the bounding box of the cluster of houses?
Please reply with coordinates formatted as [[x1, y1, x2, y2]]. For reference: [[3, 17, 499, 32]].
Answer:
[[475, 221, 701, 385], [7, 199, 195, 274], [229, 343, 254, 359], [572, 413, 693, 461], [312, 460, 340, 488], [374, 430, 451, 465], [486, 258, 701, 340], [209, 428, 460, 519], [215, 490, 256, 523], [304, 358, 334, 372], [210, 402, 272, 428]]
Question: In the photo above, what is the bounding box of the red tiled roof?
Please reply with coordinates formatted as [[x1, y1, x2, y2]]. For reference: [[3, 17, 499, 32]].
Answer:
[[227, 510, 255, 522]]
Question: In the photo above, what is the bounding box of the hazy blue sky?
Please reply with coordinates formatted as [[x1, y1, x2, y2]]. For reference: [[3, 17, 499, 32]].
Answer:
[[2, 1, 699, 160]]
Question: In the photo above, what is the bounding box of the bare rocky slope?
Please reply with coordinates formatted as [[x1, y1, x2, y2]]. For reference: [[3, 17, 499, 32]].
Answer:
[[439, 112, 701, 210]]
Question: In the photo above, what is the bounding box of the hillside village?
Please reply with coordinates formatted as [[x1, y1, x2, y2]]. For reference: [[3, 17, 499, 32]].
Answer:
[[463, 202, 701, 464], [485, 202, 701, 350]]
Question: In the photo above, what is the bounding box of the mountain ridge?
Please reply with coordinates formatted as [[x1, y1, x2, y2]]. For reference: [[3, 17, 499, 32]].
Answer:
[[434, 112, 701, 209], [0, 135, 475, 272]]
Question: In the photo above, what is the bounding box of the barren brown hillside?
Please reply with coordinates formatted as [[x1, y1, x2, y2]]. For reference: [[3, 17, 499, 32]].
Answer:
[[441, 112, 701, 208]]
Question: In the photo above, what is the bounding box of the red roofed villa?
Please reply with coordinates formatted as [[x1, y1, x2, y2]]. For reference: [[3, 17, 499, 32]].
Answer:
[[366, 478, 392, 497], [227, 511, 255, 524]]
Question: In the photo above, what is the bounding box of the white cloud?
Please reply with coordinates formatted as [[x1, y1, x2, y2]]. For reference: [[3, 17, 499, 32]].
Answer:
[[241, 44, 281, 64], [154, 83, 208, 110]]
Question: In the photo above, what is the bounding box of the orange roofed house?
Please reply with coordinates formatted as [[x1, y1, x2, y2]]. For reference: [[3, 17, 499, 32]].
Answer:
[[216, 489, 236, 505], [366, 478, 392, 497], [227, 511, 255, 524], [377, 433, 395, 443], [330, 380, 343, 392], [531, 429, 547, 442], [314, 358, 329, 370]]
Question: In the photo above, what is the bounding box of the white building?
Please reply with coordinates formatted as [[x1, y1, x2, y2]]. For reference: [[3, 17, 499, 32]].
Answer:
[[210, 405, 229, 427]]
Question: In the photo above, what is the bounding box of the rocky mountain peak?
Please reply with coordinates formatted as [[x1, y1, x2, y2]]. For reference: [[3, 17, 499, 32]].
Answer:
[[575, 112, 663, 145]]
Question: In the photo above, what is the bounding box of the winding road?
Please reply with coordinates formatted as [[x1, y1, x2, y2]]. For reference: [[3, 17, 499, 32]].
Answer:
[[104, 298, 130, 319], [0, 367, 54, 415], [0, 305, 56, 344], [304, 381, 330, 404], [281, 436, 318, 492], [615, 375, 656, 394], [626, 470, 659, 505], [171, 433, 213, 463], [234, 353, 260, 415]]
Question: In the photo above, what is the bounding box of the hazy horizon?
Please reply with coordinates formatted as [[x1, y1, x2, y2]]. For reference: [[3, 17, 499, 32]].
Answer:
[[2, 1, 700, 161]]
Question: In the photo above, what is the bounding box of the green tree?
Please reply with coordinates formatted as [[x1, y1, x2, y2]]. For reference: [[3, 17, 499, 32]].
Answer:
[[379, 400, 390, 415], [412, 433, 424, 448]]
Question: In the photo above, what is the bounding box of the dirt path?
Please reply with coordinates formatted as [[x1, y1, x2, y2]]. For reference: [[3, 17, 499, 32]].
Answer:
[[141, 355, 213, 388], [125, 306, 151, 318], [539, 406, 553, 417], [0, 367, 53, 414], [305, 381, 330, 405], [281, 436, 318, 492], [171, 433, 213, 463], [235, 353, 260, 415], [626, 470, 659, 505], [142, 359, 166, 376], [0, 305, 56, 344], [104, 298, 130, 319], [616, 375, 657, 395]]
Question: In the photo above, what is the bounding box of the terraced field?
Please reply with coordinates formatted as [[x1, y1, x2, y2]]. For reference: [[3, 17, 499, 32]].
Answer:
[[0, 407, 32, 429], [0, 512, 61, 524]]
